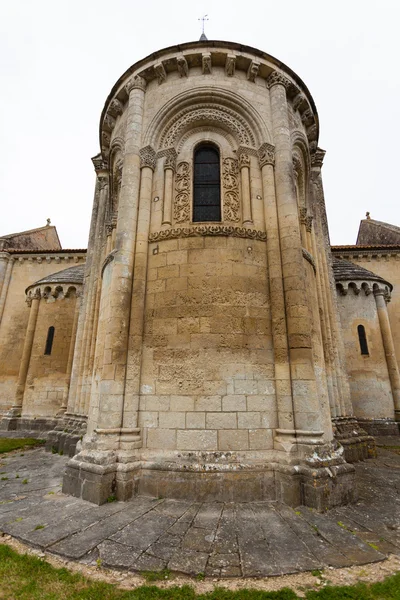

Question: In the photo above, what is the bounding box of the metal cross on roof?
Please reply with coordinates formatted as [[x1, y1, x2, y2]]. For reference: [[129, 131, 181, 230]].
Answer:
[[198, 14, 209, 41]]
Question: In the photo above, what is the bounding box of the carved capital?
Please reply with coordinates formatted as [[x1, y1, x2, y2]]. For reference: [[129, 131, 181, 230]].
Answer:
[[225, 54, 236, 77], [92, 153, 108, 173], [309, 140, 318, 153], [125, 75, 147, 94], [267, 71, 292, 90], [105, 222, 113, 236], [311, 147, 326, 169], [109, 98, 123, 117], [239, 153, 250, 169], [202, 52, 212, 74], [247, 60, 260, 83], [154, 62, 167, 84], [176, 55, 188, 77], [101, 131, 110, 150], [292, 155, 302, 174], [258, 143, 275, 168], [164, 150, 177, 171], [299, 207, 308, 225], [139, 145, 156, 170], [32, 289, 41, 301], [306, 215, 313, 233]]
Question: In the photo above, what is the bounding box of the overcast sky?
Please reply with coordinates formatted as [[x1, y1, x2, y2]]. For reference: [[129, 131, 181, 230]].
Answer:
[[1, 1, 399, 248]]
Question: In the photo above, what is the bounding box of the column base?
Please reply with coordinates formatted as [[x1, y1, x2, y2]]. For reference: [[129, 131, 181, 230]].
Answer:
[[357, 417, 400, 438], [332, 416, 377, 461], [45, 415, 87, 457]]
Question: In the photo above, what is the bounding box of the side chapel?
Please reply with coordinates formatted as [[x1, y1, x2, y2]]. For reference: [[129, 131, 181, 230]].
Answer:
[[1, 39, 399, 509]]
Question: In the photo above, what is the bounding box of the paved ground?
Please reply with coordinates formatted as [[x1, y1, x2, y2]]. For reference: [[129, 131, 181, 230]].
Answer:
[[0, 438, 399, 578]]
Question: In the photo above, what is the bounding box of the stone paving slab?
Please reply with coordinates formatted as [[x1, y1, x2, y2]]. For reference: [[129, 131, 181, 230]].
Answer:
[[0, 445, 400, 577]]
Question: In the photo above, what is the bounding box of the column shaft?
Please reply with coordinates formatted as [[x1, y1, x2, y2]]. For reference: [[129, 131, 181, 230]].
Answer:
[[375, 290, 400, 419], [241, 164, 252, 224], [0, 256, 14, 323], [162, 168, 173, 225], [260, 160, 294, 431], [60, 292, 82, 412], [14, 294, 41, 410], [269, 78, 322, 435]]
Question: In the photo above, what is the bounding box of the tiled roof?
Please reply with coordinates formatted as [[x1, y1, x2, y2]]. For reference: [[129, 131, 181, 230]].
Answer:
[[332, 257, 392, 290], [32, 264, 85, 286]]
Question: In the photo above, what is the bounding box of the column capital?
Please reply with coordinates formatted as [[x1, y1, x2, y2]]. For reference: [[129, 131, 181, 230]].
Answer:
[[164, 150, 177, 171], [97, 174, 109, 190], [267, 71, 292, 90], [258, 142, 275, 168], [139, 145, 156, 171], [238, 152, 250, 169], [125, 74, 147, 94]]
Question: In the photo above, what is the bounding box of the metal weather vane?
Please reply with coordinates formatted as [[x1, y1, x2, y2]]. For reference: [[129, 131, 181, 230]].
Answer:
[[198, 14, 209, 40]]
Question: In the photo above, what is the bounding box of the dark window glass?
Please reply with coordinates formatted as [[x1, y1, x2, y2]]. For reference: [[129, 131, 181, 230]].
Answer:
[[44, 326, 55, 355], [193, 145, 221, 222], [357, 325, 369, 355]]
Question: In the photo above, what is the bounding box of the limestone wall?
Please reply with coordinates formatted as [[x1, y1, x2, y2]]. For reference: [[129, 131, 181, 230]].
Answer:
[[0, 253, 85, 414], [336, 290, 394, 419]]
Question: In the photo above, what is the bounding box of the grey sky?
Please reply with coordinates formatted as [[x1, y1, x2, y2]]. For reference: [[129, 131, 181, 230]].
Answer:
[[1, 0, 399, 248]]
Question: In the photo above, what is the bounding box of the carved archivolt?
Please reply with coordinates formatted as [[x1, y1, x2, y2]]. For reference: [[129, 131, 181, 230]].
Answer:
[[149, 225, 267, 242], [174, 162, 191, 224], [160, 104, 256, 148], [222, 158, 240, 223]]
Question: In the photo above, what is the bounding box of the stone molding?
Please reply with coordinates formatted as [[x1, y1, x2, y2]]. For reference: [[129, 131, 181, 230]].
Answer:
[[311, 148, 326, 169], [174, 162, 191, 223], [92, 154, 108, 173], [149, 225, 267, 243], [336, 280, 391, 300], [26, 283, 81, 302], [13, 254, 85, 264], [222, 158, 240, 222]]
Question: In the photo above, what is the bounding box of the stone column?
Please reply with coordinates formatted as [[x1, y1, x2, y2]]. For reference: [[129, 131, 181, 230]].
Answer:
[[0, 254, 13, 323], [0, 243, 10, 299], [63, 75, 147, 505], [12, 290, 41, 415], [59, 290, 82, 415], [239, 152, 252, 224], [267, 71, 324, 445], [258, 143, 294, 438], [123, 146, 155, 429], [162, 153, 176, 225], [375, 288, 400, 420]]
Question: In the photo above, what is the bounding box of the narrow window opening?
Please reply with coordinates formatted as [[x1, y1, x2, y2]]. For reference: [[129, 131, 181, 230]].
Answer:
[[193, 145, 221, 222], [357, 324, 369, 355], [44, 326, 55, 355]]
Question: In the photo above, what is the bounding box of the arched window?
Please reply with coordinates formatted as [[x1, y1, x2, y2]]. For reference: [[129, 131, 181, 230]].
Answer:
[[44, 326, 55, 356], [357, 325, 369, 356], [193, 145, 221, 222]]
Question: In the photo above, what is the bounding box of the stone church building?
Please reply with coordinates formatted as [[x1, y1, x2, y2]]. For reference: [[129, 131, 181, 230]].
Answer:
[[1, 39, 399, 510]]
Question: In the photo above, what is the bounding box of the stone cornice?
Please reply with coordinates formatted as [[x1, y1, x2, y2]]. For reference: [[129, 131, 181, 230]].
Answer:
[[99, 41, 319, 155], [149, 226, 267, 243]]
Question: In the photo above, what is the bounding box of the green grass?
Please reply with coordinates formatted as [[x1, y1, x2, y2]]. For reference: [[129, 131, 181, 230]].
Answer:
[[0, 438, 45, 454], [0, 544, 399, 599]]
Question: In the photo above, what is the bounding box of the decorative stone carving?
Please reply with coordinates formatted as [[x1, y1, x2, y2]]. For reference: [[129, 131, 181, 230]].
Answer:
[[222, 157, 240, 222], [149, 225, 267, 242], [97, 175, 109, 191], [202, 52, 212, 74], [292, 93, 305, 111], [161, 105, 255, 148], [225, 54, 236, 76], [104, 114, 116, 131], [174, 162, 190, 223], [247, 60, 260, 82], [101, 131, 110, 149], [239, 153, 250, 168], [109, 98, 123, 117], [307, 124, 318, 141], [306, 215, 313, 233], [154, 62, 167, 84], [311, 148, 326, 169], [309, 140, 318, 153], [125, 75, 147, 94], [258, 143, 275, 168], [139, 145, 156, 170], [267, 71, 292, 90], [164, 151, 177, 171], [92, 154, 108, 173], [301, 109, 313, 127], [176, 56, 189, 77], [302, 248, 316, 272], [292, 155, 302, 175], [299, 207, 308, 224]]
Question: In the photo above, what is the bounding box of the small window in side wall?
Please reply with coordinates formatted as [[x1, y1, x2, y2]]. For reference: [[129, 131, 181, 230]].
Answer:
[[193, 145, 221, 222], [44, 326, 55, 355], [357, 324, 369, 355]]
